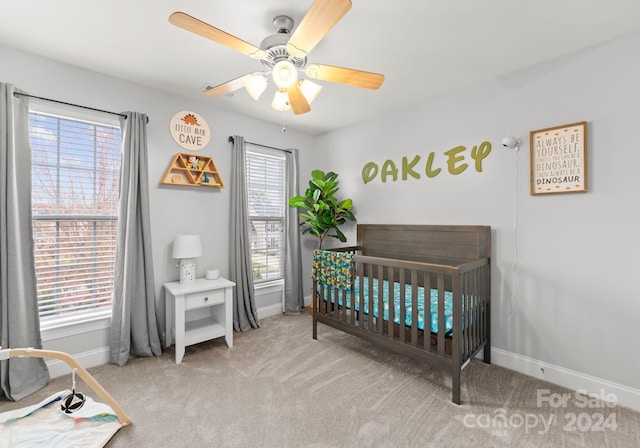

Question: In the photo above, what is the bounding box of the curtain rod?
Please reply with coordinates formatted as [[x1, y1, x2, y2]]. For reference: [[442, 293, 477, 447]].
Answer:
[[228, 136, 291, 153], [13, 92, 149, 123]]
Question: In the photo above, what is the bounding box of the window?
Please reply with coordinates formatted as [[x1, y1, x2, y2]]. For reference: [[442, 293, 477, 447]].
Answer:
[[29, 102, 122, 327], [246, 144, 286, 283]]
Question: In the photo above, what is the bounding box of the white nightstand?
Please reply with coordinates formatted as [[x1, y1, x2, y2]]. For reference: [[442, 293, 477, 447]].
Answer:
[[164, 277, 235, 364]]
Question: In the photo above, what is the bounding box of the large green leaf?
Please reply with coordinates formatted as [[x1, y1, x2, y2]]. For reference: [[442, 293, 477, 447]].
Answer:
[[288, 195, 304, 205], [334, 227, 347, 242]]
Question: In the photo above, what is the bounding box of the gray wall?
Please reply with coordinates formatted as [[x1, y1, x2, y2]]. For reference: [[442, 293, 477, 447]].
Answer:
[[313, 31, 640, 405], [0, 43, 317, 361]]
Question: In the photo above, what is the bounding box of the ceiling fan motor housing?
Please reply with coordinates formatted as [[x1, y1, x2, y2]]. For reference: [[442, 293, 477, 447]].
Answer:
[[260, 15, 307, 70]]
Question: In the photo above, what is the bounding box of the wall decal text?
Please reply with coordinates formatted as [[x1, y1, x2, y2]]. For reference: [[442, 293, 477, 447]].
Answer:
[[361, 141, 492, 184]]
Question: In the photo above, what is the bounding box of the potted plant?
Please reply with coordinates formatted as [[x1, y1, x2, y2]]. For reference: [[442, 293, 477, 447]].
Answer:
[[288, 170, 356, 249]]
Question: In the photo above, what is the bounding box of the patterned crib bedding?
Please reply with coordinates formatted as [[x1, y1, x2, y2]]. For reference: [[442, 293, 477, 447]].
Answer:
[[320, 277, 454, 334], [313, 249, 453, 334]]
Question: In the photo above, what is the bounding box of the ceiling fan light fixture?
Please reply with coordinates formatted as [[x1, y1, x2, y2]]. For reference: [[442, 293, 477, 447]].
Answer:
[[244, 73, 268, 100], [271, 89, 291, 112], [272, 60, 298, 89], [300, 79, 322, 104]]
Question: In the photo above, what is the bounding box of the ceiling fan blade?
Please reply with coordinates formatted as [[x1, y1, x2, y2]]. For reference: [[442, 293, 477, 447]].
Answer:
[[286, 0, 352, 57], [169, 12, 266, 59], [202, 75, 251, 97], [305, 64, 384, 90], [287, 84, 311, 115]]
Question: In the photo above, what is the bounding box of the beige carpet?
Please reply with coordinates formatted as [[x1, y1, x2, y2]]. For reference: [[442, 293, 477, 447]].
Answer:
[[2, 309, 639, 447]]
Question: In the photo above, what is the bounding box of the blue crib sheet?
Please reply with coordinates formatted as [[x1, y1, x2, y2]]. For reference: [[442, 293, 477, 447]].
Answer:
[[319, 276, 453, 334]]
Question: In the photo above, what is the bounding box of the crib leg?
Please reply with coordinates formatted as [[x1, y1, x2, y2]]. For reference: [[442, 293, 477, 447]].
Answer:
[[452, 367, 461, 405], [313, 315, 317, 340], [483, 303, 491, 364], [312, 300, 318, 340], [483, 346, 491, 364]]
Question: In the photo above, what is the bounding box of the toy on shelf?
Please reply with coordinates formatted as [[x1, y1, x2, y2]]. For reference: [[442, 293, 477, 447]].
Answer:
[[160, 153, 224, 188]]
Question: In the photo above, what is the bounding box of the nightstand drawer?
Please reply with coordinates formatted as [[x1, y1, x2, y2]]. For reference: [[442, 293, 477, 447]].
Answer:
[[185, 290, 224, 310]]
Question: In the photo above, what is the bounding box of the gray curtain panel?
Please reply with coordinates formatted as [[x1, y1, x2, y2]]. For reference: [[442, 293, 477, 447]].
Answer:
[[283, 148, 304, 314], [109, 112, 162, 366], [229, 135, 259, 331], [0, 83, 50, 400]]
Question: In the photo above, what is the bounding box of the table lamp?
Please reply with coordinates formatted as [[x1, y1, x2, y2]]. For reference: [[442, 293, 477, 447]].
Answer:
[[172, 234, 202, 283]]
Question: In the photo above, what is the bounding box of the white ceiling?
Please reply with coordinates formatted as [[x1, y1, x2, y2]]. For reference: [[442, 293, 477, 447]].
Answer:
[[1, 1, 639, 135]]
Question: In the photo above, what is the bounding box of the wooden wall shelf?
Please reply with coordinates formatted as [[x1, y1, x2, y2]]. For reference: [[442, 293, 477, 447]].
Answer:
[[160, 153, 224, 188]]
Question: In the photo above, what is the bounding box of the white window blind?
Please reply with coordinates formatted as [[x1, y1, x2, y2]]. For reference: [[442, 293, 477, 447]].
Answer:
[[246, 145, 286, 283], [29, 108, 122, 325]]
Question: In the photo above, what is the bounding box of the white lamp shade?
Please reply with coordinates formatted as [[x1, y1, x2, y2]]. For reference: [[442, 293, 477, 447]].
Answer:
[[172, 234, 203, 259], [271, 90, 291, 112], [244, 73, 268, 100], [300, 79, 323, 104], [272, 60, 298, 89]]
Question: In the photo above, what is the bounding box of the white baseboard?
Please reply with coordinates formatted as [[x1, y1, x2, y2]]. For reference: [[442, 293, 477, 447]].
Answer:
[[46, 347, 110, 379], [257, 303, 283, 320], [257, 295, 313, 319], [47, 298, 303, 378], [492, 347, 640, 412]]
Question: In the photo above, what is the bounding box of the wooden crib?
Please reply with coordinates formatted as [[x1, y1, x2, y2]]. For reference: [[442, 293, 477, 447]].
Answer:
[[312, 224, 491, 404]]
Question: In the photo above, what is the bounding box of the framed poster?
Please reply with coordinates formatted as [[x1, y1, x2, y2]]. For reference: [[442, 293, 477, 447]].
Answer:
[[530, 121, 587, 195]]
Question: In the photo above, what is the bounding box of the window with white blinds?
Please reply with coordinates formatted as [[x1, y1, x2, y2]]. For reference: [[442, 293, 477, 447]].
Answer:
[[246, 144, 286, 283], [29, 106, 122, 325]]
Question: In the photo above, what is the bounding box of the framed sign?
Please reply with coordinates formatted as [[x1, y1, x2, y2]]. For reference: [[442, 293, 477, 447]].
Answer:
[[530, 121, 587, 195], [170, 111, 210, 151]]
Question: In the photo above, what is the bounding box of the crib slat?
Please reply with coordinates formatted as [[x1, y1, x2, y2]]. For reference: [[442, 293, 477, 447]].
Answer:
[[367, 264, 374, 333], [483, 264, 489, 344], [481, 264, 489, 353], [461, 271, 466, 360], [358, 262, 365, 330], [477, 269, 483, 342], [377, 265, 384, 335], [469, 270, 475, 357], [452, 268, 462, 405], [388, 267, 395, 341], [344, 287, 350, 325], [423, 272, 431, 350], [464, 271, 470, 360], [399, 269, 406, 344], [437, 273, 445, 356], [473, 268, 479, 353], [347, 261, 354, 326], [411, 269, 418, 347], [319, 283, 325, 315]]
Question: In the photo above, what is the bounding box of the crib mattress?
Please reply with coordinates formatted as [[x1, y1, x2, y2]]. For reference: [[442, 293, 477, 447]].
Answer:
[[319, 276, 453, 334]]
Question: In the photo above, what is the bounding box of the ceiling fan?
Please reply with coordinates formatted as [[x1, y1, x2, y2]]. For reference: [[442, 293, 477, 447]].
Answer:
[[169, 0, 384, 115]]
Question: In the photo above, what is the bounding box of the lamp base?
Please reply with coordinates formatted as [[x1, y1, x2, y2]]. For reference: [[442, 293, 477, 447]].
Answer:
[[179, 258, 196, 283]]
